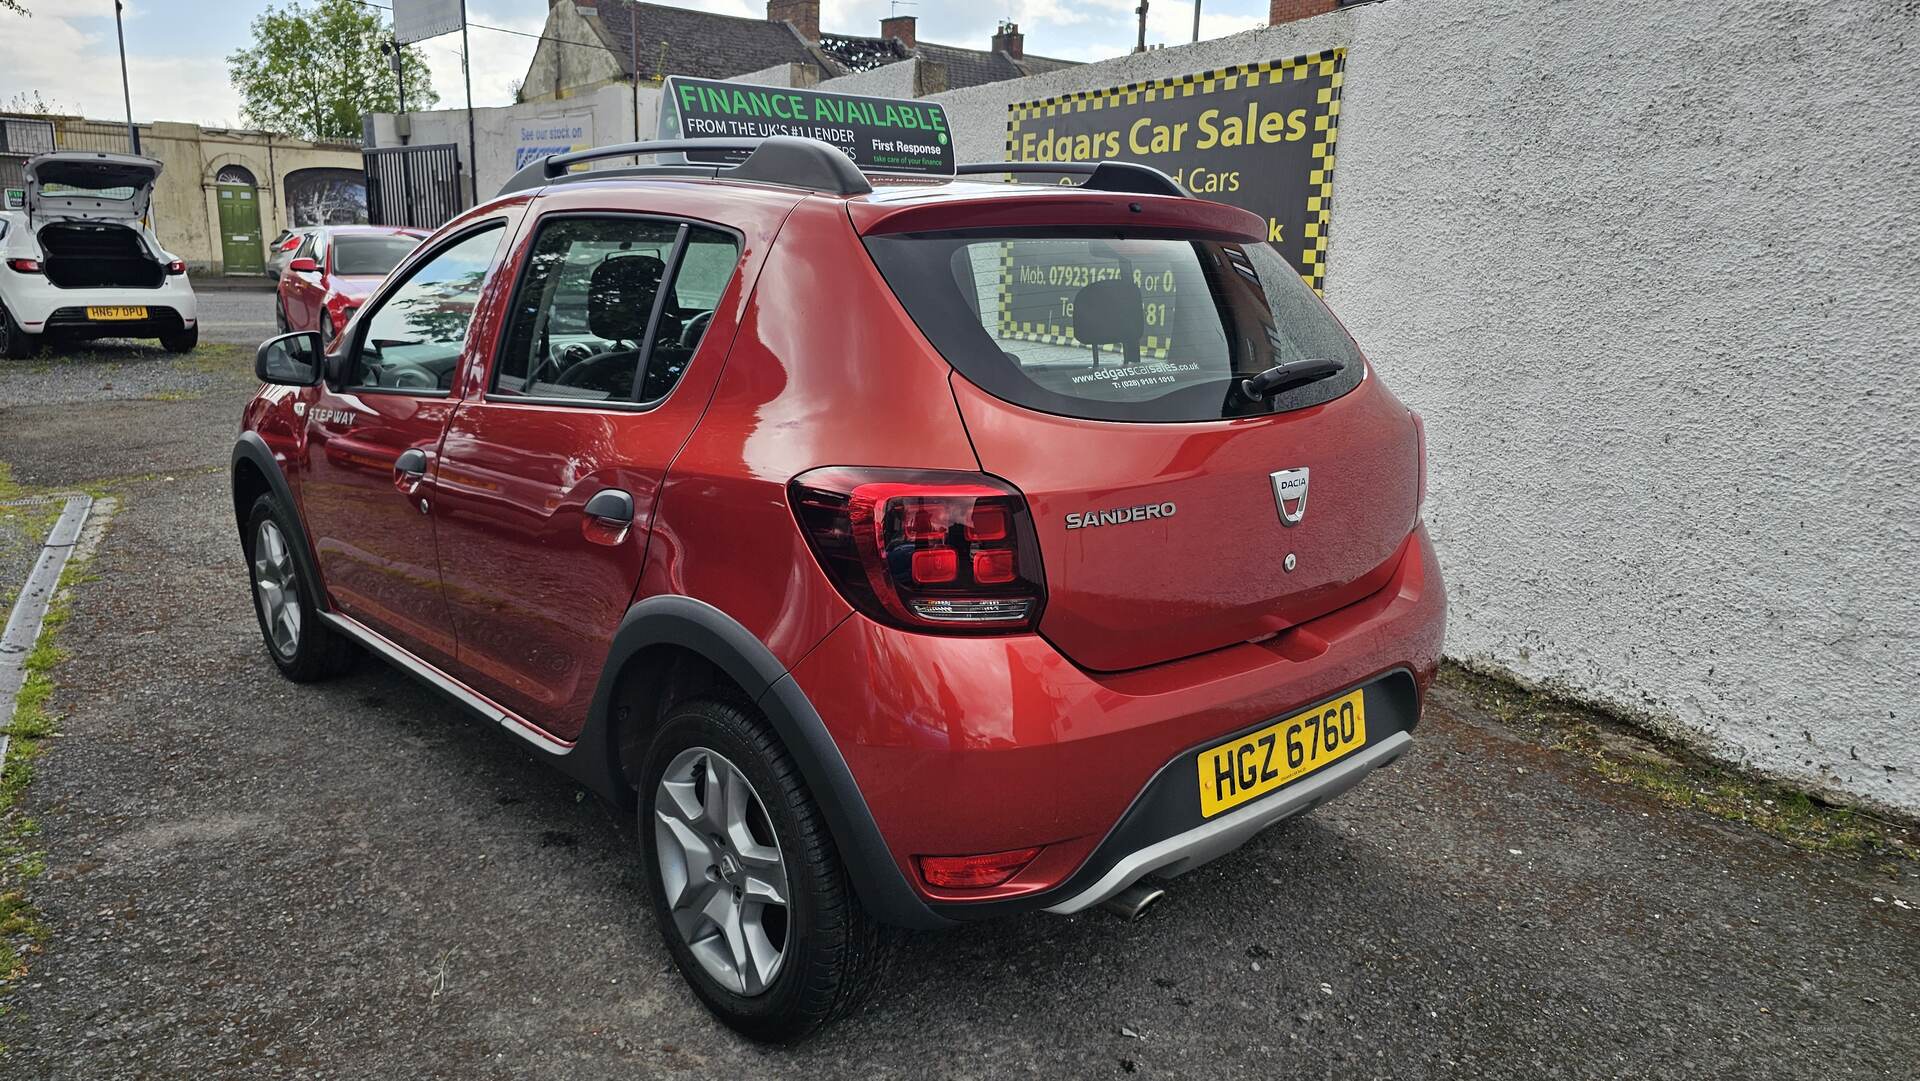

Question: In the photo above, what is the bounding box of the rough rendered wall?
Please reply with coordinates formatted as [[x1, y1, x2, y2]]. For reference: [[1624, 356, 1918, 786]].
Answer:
[[922, 0, 1920, 812]]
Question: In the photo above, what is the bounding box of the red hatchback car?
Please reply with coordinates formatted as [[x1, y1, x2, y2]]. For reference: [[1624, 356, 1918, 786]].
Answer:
[[273, 225, 424, 345], [232, 137, 1445, 1041]]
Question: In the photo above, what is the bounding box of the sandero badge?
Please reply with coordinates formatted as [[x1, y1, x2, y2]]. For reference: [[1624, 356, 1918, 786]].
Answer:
[[1064, 501, 1177, 530]]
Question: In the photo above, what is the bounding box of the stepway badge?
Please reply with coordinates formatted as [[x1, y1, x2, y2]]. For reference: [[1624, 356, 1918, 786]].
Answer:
[[659, 76, 954, 176]]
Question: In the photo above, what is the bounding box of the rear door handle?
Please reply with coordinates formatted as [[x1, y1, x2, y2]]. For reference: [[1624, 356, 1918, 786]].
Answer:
[[584, 488, 634, 524]]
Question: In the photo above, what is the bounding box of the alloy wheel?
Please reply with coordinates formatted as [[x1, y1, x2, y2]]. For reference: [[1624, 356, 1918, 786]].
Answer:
[[252, 518, 301, 658], [654, 746, 791, 996]]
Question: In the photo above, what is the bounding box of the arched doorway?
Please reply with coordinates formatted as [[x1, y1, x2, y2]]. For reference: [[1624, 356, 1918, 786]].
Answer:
[[214, 163, 264, 275]]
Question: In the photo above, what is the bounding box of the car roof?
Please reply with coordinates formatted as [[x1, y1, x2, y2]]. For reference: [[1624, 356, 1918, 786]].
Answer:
[[314, 225, 424, 238]]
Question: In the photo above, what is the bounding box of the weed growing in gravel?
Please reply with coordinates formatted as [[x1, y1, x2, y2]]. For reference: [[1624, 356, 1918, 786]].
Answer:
[[1439, 662, 1918, 864], [0, 561, 75, 988]]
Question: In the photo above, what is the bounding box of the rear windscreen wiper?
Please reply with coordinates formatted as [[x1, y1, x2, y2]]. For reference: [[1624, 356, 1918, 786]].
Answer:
[[1240, 357, 1346, 400]]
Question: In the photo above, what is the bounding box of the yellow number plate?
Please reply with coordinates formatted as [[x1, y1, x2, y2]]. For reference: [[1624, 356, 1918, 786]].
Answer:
[[1196, 689, 1367, 818], [86, 306, 148, 321]]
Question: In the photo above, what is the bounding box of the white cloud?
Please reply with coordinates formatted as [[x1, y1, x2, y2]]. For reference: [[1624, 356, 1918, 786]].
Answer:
[[0, 7, 242, 126]]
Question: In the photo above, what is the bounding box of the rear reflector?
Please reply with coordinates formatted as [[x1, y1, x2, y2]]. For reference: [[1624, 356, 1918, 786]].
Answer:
[[1410, 410, 1427, 514], [789, 466, 1046, 634], [918, 847, 1041, 890], [165, 259, 187, 275]]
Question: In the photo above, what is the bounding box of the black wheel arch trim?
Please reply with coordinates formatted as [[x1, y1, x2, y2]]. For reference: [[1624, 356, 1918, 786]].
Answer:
[[230, 433, 331, 614], [583, 595, 954, 930]]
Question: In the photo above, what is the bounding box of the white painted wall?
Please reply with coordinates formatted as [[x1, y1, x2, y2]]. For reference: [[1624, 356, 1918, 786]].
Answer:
[[919, 0, 1920, 813]]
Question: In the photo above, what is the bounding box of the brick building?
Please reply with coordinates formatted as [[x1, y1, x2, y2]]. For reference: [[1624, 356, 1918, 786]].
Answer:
[[518, 1, 1076, 103]]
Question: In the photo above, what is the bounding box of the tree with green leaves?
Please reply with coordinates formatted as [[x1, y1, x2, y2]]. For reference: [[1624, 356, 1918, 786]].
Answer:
[[227, 0, 438, 143]]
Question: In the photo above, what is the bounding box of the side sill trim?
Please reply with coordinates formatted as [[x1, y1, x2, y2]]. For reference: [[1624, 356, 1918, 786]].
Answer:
[[319, 611, 573, 756], [1042, 730, 1413, 915]]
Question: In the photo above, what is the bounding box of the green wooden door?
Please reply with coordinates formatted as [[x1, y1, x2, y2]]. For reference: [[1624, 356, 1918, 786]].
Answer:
[[216, 183, 264, 274]]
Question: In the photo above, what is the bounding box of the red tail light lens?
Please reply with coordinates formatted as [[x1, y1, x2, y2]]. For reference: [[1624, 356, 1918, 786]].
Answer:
[[918, 847, 1041, 889], [6, 258, 42, 274], [165, 259, 187, 275], [789, 466, 1046, 633]]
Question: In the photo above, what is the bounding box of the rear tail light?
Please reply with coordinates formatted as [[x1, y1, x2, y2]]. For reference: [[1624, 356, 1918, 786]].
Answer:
[[789, 466, 1046, 633], [918, 847, 1041, 889], [1410, 410, 1427, 515], [6, 258, 42, 274], [165, 259, 187, 275]]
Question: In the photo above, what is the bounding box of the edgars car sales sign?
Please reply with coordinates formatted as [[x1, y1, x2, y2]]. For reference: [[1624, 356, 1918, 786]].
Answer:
[[659, 76, 954, 175], [1003, 49, 1345, 292]]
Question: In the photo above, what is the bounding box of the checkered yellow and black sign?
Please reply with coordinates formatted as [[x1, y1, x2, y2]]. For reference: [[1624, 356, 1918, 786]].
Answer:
[[1002, 48, 1345, 295]]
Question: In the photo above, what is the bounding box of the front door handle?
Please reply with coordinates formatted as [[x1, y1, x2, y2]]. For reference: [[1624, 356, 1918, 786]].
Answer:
[[393, 447, 430, 500], [584, 488, 634, 524]]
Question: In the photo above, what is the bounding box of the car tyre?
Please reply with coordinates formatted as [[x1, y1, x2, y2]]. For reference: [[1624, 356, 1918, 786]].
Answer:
[[1, 303, 38, 359], [640, 697, 895, 1044], [160, 325, 198, 354], [243, 494, 354, 682]]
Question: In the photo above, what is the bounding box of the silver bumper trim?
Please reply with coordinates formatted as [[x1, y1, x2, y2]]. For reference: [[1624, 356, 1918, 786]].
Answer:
[[1043, 730, 1413, 915]]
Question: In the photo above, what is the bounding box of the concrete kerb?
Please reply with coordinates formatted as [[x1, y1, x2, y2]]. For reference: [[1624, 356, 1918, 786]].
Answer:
[[0, 494, 93, 766]]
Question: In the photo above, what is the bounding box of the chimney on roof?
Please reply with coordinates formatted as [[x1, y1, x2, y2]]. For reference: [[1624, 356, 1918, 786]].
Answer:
[[767, 0, 820, 42], [991, 20, 1024, 59], [880, 14, 917, 48]]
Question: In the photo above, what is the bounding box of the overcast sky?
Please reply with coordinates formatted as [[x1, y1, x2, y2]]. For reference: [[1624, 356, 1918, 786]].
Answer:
[[0, 1, 1274, 129]]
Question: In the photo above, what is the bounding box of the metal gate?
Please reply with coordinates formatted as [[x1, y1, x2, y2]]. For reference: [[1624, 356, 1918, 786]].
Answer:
[[363, 143, 464, 230]]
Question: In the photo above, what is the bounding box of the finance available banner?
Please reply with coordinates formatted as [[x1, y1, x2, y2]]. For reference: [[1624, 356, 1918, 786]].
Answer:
[[1002, 48, 1346, 293], [658, 76, 954, 175]]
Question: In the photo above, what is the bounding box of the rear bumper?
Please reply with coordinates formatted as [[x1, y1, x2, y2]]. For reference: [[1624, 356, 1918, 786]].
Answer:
[[1, 275, 197, 330], [785, 521, 1446, 922]]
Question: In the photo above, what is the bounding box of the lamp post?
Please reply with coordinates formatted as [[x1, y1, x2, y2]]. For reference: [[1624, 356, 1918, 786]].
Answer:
[[113, 0, 139, 153]]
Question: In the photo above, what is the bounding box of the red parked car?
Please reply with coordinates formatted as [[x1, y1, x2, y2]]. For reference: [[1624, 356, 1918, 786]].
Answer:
[[273, 225, 424, 345], [231, 137, 1445, 1042]]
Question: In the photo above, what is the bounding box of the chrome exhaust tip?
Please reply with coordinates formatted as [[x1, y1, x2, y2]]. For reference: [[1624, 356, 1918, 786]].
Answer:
[[1099, 882, 1166, 921]]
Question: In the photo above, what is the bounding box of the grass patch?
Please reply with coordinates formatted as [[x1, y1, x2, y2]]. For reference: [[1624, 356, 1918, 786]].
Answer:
[[1440, 661, 1918, 864], [0, 556, 80, 987]]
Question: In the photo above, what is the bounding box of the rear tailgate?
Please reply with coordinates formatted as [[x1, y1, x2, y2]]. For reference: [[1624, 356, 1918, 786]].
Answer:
[[856, 183, 1421, 671], [951, 374, 1419, 671]]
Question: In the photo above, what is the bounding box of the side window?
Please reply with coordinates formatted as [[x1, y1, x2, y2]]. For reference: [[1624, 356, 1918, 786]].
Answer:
[[493, 217, 740, 404], [297, 233, 318, 261], [350, 225, 504, 393]]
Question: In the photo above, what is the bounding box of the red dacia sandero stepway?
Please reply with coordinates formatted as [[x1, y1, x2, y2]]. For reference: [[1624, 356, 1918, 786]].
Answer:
[[231, 136, 1445, 1041]]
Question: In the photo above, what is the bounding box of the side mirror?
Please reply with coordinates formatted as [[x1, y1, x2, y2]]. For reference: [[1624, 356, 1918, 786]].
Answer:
[[256, 331, 324, 386], [287, 256, 319, 273]]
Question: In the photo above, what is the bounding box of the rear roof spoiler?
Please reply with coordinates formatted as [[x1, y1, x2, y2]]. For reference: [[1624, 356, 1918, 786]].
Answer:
[[496, 135, 1190, 201], [953, 161, 1187, 198]]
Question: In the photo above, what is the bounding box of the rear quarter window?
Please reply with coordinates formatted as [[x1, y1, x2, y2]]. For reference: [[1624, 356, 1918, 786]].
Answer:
[[864, 231, 1364, 423]]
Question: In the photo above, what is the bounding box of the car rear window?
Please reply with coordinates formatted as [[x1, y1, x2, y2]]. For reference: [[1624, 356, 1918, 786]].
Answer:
[[39, 183, 137, 200], [333, 235, 421, 277], [863, 231, 1365, 422]]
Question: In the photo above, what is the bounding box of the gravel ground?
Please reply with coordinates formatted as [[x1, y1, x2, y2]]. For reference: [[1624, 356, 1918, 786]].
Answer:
[[0, 342, 1916, 1079]]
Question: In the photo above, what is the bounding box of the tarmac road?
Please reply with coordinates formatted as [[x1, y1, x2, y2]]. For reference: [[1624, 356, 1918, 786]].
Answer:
[[0, 342, 1915, 1079]]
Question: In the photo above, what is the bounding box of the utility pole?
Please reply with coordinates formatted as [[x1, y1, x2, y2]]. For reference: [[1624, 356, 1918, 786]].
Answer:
[[460, 0, 479, 207], [1134, 1, 1150, 53], [1192, 0, 1203, 43], [113, 0, 140, 153], [382, 38, 416, 228]]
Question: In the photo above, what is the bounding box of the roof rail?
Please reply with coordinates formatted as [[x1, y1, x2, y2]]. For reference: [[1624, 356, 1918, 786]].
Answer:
[[954, 161, 1188, 198], [495, 135, 873, 198]]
